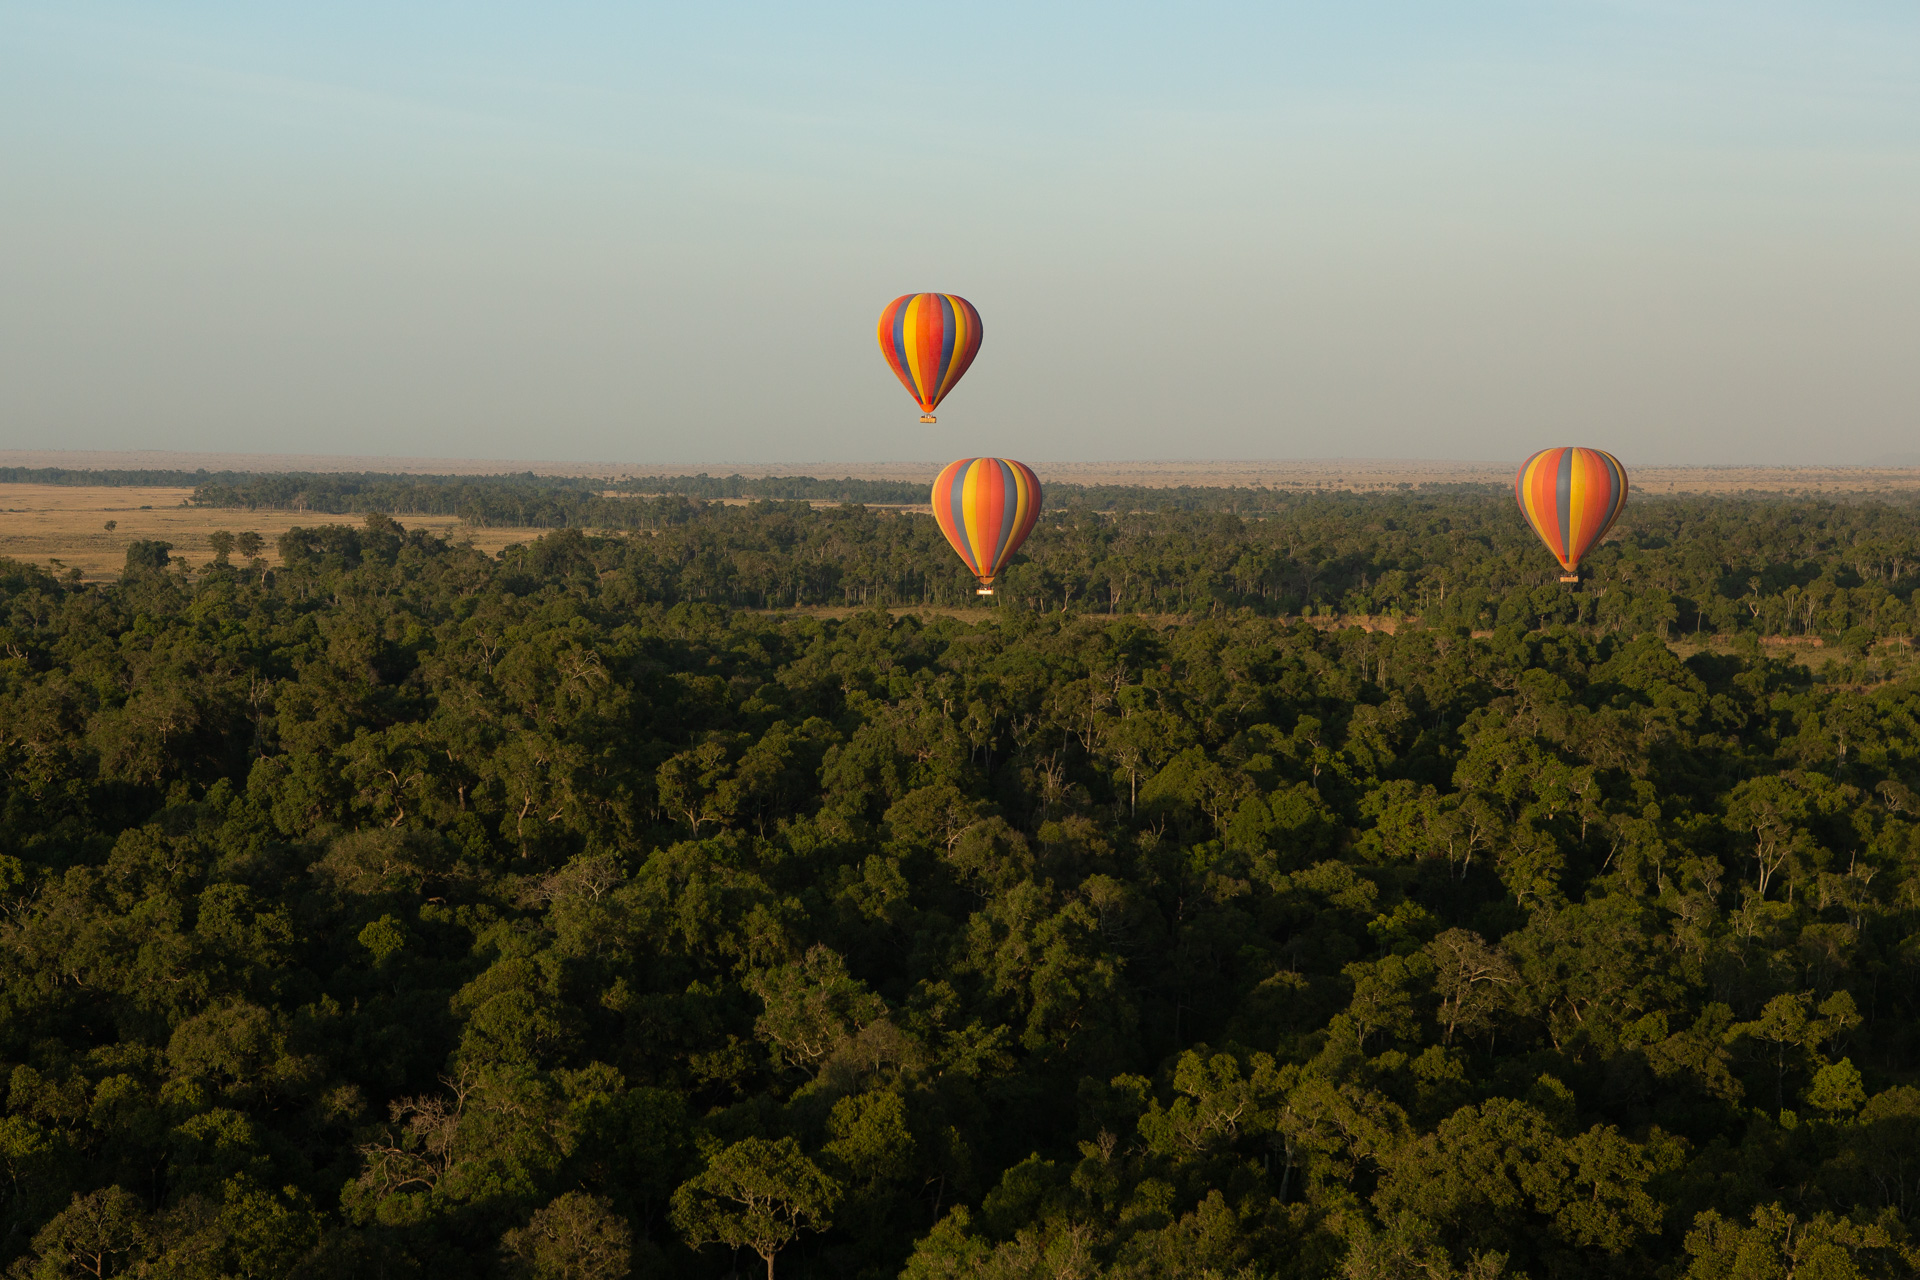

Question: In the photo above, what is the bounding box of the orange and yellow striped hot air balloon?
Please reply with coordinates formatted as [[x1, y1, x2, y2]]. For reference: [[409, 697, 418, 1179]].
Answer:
[[932, 458, 1042, 595], [1514, 447, 1629, 581], [877, 293, 983, 423]]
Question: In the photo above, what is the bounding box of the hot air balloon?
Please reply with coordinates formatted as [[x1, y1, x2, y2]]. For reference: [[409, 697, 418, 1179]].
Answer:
[[877, 294, 983, 423], [1514, 447, 1629, 582], [932, 457, 1041, 595]]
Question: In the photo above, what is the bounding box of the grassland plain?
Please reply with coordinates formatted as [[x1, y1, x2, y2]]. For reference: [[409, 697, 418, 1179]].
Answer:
[[0, 484, 546, 581]]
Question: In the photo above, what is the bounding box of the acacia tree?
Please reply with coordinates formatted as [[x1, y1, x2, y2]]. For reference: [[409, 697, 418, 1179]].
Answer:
[[671, 1136, 840, 1280]]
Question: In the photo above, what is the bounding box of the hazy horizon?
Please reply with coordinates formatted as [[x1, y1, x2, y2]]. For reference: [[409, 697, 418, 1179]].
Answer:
[[3, 3, 1917, 466], [19, 448, 1920, 492]]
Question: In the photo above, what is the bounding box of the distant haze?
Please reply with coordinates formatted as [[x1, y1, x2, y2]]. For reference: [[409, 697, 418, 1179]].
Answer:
[[2, 3, 1916, 466]]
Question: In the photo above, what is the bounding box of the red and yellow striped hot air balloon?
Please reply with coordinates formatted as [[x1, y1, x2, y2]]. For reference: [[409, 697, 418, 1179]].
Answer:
[[932, 458, 1042, 595], [877, 293, 983, 423], [1514, 447, 1629, 581]]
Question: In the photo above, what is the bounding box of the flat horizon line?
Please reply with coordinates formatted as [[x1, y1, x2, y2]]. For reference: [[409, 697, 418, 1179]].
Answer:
[[8, 449, 1920, 476]]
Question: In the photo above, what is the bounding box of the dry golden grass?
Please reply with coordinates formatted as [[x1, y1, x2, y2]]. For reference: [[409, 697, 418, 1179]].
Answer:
[[0, 485, 547, 582]]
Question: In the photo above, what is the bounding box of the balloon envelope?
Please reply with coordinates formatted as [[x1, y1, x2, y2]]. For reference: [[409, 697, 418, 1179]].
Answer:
[[878, 294, 983, 420], [932, 458, 1042, 586], [1514, 447, 1629, 573]]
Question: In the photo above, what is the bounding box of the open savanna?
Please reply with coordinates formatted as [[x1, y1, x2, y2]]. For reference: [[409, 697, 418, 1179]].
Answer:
[[0, 484, 546, 581]]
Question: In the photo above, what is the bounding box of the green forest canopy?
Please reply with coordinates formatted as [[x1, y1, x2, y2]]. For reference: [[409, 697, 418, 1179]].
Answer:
[[218, 481, 1920, 643], [3, 487, 1920, 1277]]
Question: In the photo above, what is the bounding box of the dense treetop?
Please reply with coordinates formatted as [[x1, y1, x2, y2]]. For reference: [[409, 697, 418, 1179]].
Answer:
[[253, 486, 1920, 647], [2, 494, 1920, 1277]]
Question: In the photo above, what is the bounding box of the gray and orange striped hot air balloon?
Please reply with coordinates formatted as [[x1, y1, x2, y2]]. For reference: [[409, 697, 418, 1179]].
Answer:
[[932, 457, 1041, 595], [877, 293, 983, 423], [1514, 447, 1629, 582]]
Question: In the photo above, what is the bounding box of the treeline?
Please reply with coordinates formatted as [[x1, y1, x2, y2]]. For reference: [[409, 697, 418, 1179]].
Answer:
[[1, 515, 1919, 1277], [11, 464, 1420, 517], [189, 472, 940, 521], [0, 465, 934, 515], [185, 471, 1433, 522], [0, 467, 241, 488], [606, 475, 932, 505], [241, 491, 1920, 650], [199, 473, 642, 528], [187, 470, 1499, 522]]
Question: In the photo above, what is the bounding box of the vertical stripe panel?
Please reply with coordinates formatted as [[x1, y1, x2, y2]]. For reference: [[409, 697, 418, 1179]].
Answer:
[[1554, 449, 1575, 569], [893, 299, 918, 403], [1569, 449, 1606, 564], [1020, 463, 1042, 544], [931, 296, 958, 401], [1520, 453, 1544, 552], [917, 296, 942, 408], [977, 460, 1008, 578], [1544, 451, 1568, 565], [1006, 461, 1034, 552], [933, 295, 971, 403], [974, 458, 996, 572], [1598, 452, 1628, 543], [1565, 450, 1592, 566], [902, 295, 925, 404], [971, 460, 994, 575], [990, 459, 1018, 573], [1528, 450, 1565, 565], [901, 296, 923, 405], [953, 460, 982, 571], [1514, 451, 1538, 552], [1517, 452, 1539, 546], [955, 298, 983, 400], [930, 461, 953, 563], [879, 297, 914, 395], [936, 460, 975, 572], [935, 295, 957, 397], [964, 460, 987, 573], [1540, 449, 1569, 565]]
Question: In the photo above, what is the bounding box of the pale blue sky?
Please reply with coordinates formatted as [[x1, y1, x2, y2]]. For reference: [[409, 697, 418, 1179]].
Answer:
[[1, 2, 1916, 465]]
